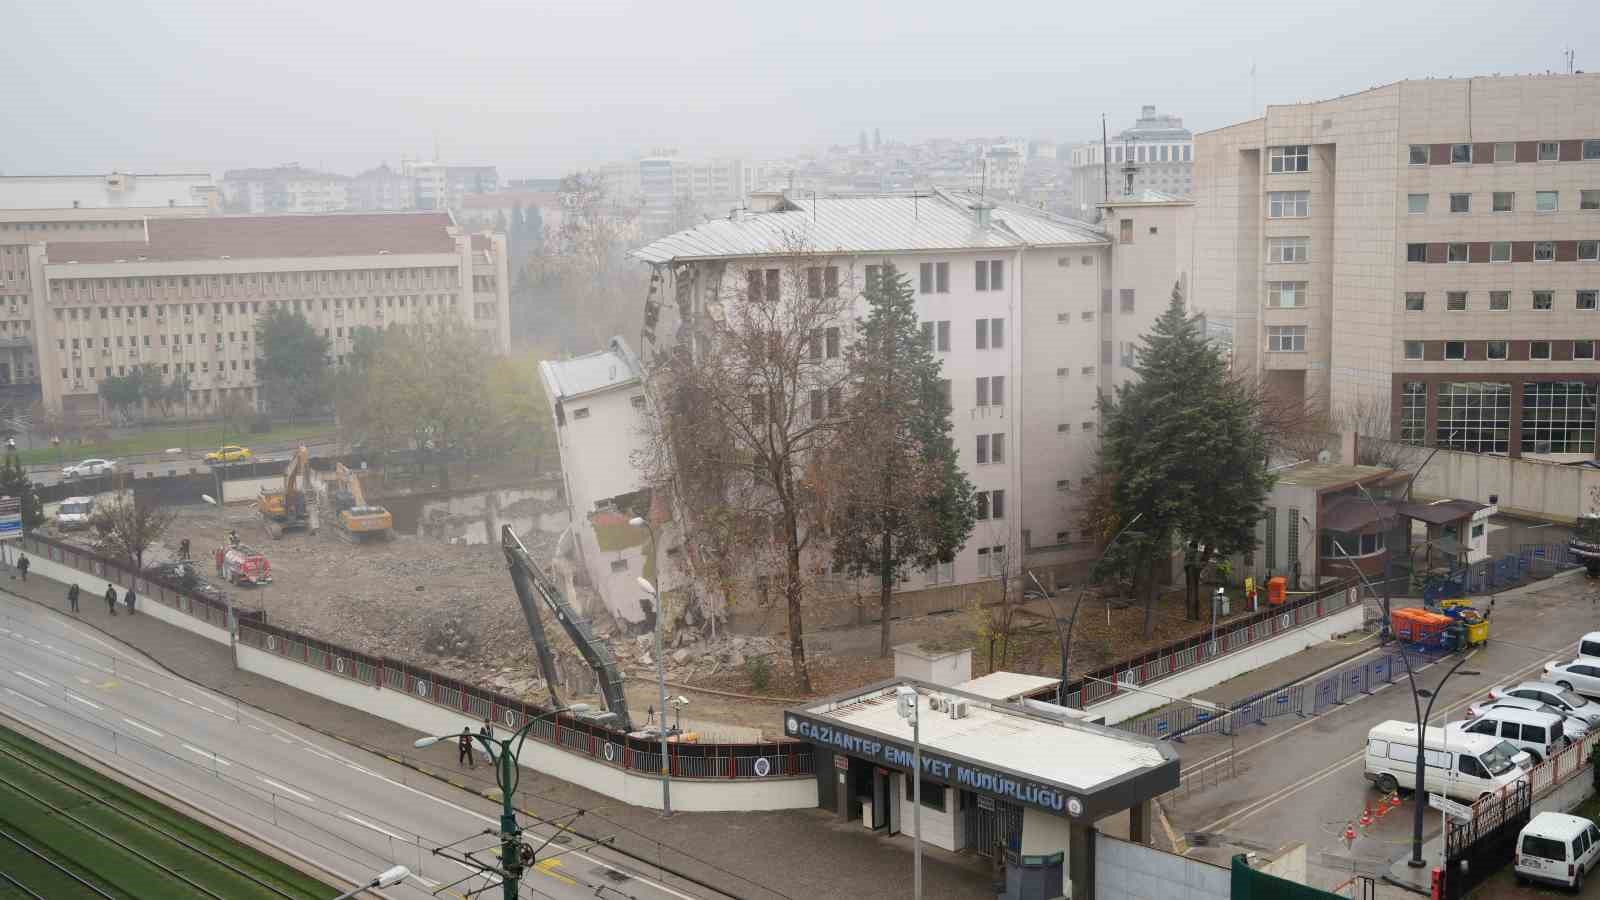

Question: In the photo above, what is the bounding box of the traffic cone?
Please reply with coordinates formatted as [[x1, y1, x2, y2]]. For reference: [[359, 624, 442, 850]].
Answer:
[[1376, 797, 1390, 818], [1360, 807, 1373, 828], [1344, 822, 1357, 848], [1389, 791, 1401, 809]]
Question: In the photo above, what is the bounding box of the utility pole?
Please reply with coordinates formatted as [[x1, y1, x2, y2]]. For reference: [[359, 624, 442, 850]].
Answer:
[[897, 686, 923, 900]]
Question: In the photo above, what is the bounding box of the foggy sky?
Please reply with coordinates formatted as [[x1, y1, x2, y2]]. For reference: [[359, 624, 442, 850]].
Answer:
[[3, 0, 1589, 179]]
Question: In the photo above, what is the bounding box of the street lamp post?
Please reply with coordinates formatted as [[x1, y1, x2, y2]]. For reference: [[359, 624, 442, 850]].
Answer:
[[629, 515, 673, 817], [414, 704, 585, 900], [896, 686, 923, 900], [1047, 512, 1143, 705], [329, 865, 411, 900]]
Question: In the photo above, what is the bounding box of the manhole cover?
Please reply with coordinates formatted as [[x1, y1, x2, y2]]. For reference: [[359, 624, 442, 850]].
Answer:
[[592, 867, 632, 884]]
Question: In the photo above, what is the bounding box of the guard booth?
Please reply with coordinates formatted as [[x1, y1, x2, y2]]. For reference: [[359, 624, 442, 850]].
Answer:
[[787, 679, 1180, 899]]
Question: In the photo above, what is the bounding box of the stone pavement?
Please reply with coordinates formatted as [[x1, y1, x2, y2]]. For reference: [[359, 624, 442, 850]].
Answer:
[[0, 566, 994, 900]]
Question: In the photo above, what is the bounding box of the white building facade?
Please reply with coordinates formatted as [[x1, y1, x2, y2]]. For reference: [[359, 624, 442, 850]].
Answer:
[[1070, 106, 1195, 220]]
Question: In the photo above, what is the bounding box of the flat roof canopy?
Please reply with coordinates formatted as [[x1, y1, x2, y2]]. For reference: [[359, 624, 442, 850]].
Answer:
[[787, 679, 1178, 821], [953, 672, 1061, 702]]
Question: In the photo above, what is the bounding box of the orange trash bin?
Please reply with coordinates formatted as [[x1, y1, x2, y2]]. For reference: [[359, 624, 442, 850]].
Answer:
[[1266, 576, 1287, 606]]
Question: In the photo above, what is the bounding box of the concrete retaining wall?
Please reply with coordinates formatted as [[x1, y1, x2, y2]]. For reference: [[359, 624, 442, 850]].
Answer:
[[236, 643, 815, 812], [24, 553, 232, 646], [1096, 833, 1229, 900], [1534, 766, 1595, 817], [1368, 438, 1593, 523], [222, 477, 282, 505], [1090, 603, 1366, 726]]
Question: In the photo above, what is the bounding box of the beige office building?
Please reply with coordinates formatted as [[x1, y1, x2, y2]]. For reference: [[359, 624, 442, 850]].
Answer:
[[1196, 73, 1600, 457], [20, 212, 511, 418]]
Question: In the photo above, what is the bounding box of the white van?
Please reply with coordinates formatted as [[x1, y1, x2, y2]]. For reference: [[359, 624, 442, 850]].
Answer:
[[1579, 632, 1600, 662], [55, 496, 95, 531], [1517, 812, 1600, 890], [1448, 706, 1567, 763], [1365, 720, 1530, 803], [1469, 696, 1590, 741]]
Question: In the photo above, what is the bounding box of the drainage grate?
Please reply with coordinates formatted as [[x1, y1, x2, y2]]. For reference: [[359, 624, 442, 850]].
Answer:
[[592, 867, 632, 884]]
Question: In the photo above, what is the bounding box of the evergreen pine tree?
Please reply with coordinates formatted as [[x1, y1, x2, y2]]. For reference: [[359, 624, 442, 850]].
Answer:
[[0, 444, 44, 530]]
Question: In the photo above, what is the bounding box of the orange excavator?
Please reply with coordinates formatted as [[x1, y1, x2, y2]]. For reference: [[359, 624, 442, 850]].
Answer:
[[330, 462, 394, 542], [257, 445, 316, 539]]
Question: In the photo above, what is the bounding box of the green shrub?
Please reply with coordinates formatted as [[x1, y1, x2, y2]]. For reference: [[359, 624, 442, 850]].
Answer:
[[745, 655, 772, 693]]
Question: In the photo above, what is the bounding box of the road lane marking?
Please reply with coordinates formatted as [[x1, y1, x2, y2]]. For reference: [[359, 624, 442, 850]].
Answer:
[[5, 688, 45, 708], [258, 778, 316, 804], [341, 813, 409, 842], [534, 858, 576, 886], [65, 691, 102, 710], [122, 718, 164, 739], [183, 743, 232, 766], [13, 671, 49, 688]]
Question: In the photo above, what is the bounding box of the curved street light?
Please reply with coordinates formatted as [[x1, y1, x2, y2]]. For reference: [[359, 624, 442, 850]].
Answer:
[[329, 864, 411, 899], [629, 514, 674, 817]]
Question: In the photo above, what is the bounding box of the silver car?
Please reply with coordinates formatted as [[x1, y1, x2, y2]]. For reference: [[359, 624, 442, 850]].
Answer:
[[61, 458, 115, 478], [1489, 682, 1600, 726]]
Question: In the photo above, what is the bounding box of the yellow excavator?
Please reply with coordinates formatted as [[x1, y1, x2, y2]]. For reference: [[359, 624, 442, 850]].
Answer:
[[257, 445, 316, 539], [330, 462, 394, 542]]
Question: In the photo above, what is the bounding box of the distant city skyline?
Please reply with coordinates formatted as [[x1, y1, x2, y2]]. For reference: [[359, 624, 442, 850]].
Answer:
[[6, 0, 1591, 180]]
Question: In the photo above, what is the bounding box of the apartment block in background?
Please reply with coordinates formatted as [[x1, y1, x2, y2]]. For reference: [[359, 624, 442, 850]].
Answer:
[[1070, 106, 1196, 219], [22, 212, 511, 418], [1195, 73, 1600, 459]]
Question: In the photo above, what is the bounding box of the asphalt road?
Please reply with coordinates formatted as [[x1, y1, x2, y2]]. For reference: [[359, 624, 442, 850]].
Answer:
[[0, 590, 705, 900], [27, 438, 342, 486], [1162, 572, 1596, 893]]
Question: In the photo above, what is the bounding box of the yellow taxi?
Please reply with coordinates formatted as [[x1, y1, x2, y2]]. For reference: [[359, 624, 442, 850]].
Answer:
[[204, 444, 254, 464]]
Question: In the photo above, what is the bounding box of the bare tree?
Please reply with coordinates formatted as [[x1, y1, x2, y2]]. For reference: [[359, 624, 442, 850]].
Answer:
[[639, 243, 854, 692], [1330, 392, 1422, 470], [969, 539, 1024, 671], [91, 497, 177, 571]]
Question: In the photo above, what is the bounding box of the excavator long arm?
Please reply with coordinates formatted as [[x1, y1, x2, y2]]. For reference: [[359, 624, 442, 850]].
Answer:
[[501, 525, 631, 726]]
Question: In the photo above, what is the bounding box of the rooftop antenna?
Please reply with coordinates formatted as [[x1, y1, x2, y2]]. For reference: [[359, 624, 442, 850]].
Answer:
[[1566, 48, 1576, 75], [1100, 113, 1109, 210]]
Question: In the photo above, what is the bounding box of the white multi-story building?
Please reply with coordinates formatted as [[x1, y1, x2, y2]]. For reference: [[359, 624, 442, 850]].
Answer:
[[0, 172, 218, 391], [1070, 106, 1196, 219], [584, 188, 1194, 604], [1194, 73, 1600, 459], [350, 163, 416, 212], [222, 165, 350, 214], [19, 212, 510, 419]]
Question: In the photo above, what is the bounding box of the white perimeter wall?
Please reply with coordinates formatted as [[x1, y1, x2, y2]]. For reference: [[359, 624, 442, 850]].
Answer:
[[1096, 833, 1229, 900], [25, 552, 232, 646], [1088, 602, 1365, 725], [891, 772, 962, 852], [237, 643, 814, 812]]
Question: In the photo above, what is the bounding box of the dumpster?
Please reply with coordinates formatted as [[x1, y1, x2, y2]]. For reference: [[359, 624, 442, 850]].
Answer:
[[1391, 608, 1453, 647], [1267, 576, 1287, 606]]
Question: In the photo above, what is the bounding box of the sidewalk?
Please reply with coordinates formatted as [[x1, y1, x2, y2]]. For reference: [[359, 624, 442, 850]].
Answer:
[[0, 567, 994, 900]]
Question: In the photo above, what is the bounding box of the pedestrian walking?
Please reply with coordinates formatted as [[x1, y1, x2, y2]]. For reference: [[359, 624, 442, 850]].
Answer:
[[16, 553, 27, 582], [457, 728, 475, 768], [479, 718, 494, 744], [67, 584, 80, 613], [124, 587, 137, 615], [105, 584, 118, 616]]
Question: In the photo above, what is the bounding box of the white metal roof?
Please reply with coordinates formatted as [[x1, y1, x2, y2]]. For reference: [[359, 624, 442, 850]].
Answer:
[[1099, 190, 1190, 207], [538, 336, 642, 400], [953, 672, 1061, 702], [0, 173, 215, 211], [809, 684, 1164, 791], [632, 189, 1108, 264]]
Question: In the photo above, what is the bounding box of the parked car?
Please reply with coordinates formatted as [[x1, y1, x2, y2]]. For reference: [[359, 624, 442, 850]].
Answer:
[[1365, 720, 1530, 803], [1516, 812, 1600, 890], [1448, 706, 1567, 763], [1489, 682, 1600, 726], [1544, 660, 1600, 699], [1578, 631, 1600, 661], [61, 458, 114, 478], [54, 496, 95, 531], [204, 445, 253, 464], [1467, 696, 1590, 741]]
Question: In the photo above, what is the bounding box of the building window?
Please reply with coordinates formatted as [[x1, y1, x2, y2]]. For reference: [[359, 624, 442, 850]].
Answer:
[[1120, 289, 1135, 312], [825, 327, 840, 358], [1448, 243, 1469, 263], [1408, 145, 1428, 166], [918, 262, 949, 294], [571, 407, 590, 420], [1400, 382, 1427, 445], [1491, 242, 1512, 262], [975, 434, 989, 464], [1267, 282, 1307, 308], [1537, 191, 1559, 212], [1583, 242, 1600, 262], [1405, 292, 1425, 311], [806, 266, 840, 299], [1407, 243, 1427, 263], [975, 259, 1004, 291], [1490, 291, 1510, 310], [1269, 145, 1309, 173], [1267, 326, 1306, 352], [975, 317, 1003, 349], [1267, 237, 1309, 263], [1582, 190, 1600, 211], [1449, 193, 1471, 213], [1578, 341, 1597, 360], [1523, 381, 1597, 453], [1586, 140, 1600, 161], [1535, 242, 1557, 262], [1404, 340, 1423, 360], [1119, 219, 1133, 243], [1407, 194, 1428, 214], [1438, 382, 1511, 453], [746, 268, 780, 302], [1538, 141, 1561, 161], [1531, 340, 1552, 360], [1493, 192, 1515, 213], [1451, 143, 1473, 164], [1487, 340, 1508, 360], [1580, 291, 1598, 311], [1447, 291, 1467, 311], [1445, 341, 1466, 360], [1267, 191, 1310, 218], [1494, 142, 1517, 163]]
